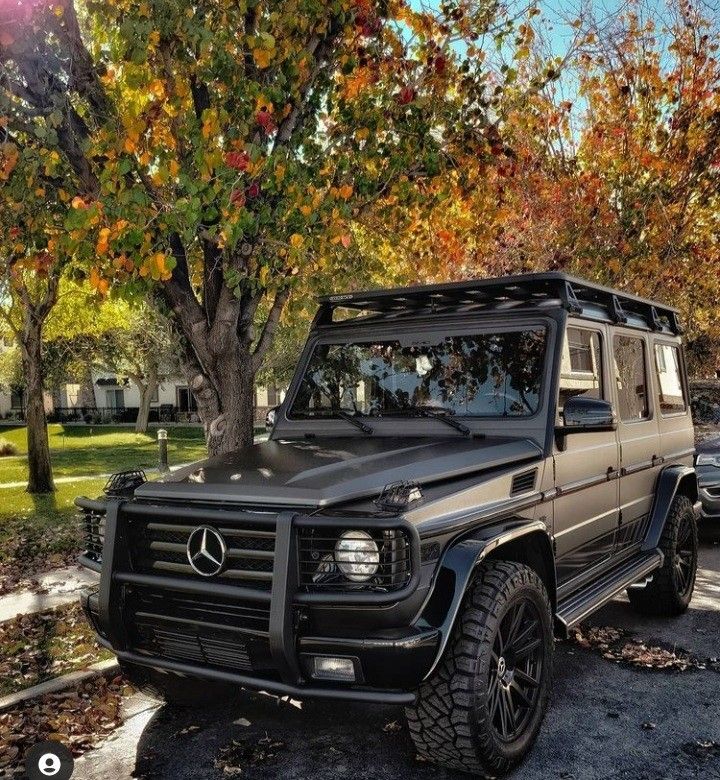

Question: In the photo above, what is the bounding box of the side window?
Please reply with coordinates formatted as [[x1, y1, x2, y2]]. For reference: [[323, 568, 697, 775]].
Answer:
[[613, 335, 649, 421], [654, 343, 686, 414], [558, 327, 603, 411]]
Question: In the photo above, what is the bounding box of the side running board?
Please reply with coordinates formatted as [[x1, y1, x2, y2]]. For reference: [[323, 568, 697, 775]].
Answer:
[[555, 550, 664, 636]]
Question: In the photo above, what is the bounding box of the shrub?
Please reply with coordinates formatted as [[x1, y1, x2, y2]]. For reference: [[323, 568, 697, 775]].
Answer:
[[0, 438, 17, 457]]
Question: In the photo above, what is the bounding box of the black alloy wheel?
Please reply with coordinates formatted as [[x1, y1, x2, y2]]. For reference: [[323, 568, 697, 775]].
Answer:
[[488, 598, 545, 742]]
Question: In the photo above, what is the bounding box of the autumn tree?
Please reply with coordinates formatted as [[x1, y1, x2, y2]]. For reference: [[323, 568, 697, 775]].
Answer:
[[0, 0, 529, 455], [372, 1, 720, 364], [0, 132, 71, 492]]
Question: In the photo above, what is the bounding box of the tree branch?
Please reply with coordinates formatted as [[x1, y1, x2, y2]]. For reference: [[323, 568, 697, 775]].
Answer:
[[252, 286, 291, 372]]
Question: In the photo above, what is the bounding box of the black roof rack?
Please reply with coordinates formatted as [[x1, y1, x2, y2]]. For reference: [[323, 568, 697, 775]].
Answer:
[[315, 272, 681, 334]]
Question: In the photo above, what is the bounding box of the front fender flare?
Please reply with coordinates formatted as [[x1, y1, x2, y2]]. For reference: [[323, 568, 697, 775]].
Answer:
[[413, 519, 552, 680], [642, 465, 698, 552]]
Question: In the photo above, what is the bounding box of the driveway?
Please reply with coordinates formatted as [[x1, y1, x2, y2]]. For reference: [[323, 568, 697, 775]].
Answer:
[[74, 534, 720, 780]]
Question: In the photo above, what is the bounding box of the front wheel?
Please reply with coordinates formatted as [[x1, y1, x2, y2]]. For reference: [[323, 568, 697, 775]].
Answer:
[[406, 561, 554, 776], [627, 494, 698, 616]]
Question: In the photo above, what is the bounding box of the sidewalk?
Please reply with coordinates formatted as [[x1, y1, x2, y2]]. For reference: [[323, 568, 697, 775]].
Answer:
[[0, 565, 99, 622]]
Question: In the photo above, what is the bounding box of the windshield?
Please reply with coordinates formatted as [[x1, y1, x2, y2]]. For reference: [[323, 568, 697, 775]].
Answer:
[[289, 328, 548, 420]]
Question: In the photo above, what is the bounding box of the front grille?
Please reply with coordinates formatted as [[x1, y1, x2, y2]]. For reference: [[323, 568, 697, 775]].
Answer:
[[80, 510, 106, 562], [133, 619, 253, 672], [128, 512, 276, 588], [128, 588, 273, 674], [298, 527, 411, 591], [131, 588, 271, 635]]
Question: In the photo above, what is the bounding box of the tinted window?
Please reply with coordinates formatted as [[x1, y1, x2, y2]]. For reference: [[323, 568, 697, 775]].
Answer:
[[290, 329, 548, 419], [654, 344, 686, 414], [614, 336, 649, 421], [558, 328, 603, 410]]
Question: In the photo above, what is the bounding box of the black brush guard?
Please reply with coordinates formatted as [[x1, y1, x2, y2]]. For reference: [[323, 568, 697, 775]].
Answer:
[[77, 496, 434, 704]]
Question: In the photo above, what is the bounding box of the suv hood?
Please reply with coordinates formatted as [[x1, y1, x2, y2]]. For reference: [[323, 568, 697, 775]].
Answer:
[[135, 436, 542, 509]]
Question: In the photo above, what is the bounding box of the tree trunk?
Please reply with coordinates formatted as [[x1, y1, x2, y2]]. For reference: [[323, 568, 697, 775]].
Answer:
[[187, 342, 256, 457], [133, 370, 157, 434], [21, 325, 55, 494]]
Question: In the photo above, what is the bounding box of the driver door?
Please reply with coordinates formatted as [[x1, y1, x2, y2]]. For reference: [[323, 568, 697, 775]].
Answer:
[[553, 324, 620, 584]]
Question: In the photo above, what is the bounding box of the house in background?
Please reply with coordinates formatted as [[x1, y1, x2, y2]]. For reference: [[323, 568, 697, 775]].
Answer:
[[44, 371, 286, 425], [0, 388, 53, 421]]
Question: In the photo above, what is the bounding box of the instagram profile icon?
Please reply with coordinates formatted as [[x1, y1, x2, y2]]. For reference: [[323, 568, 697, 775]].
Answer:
[[25, 741, 75, 780]]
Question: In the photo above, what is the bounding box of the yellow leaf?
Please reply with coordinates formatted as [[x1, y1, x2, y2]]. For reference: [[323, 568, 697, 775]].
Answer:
[[169, 159, 180, 177], [253, 48, 274, 69], [338, 184, 353, 200], [71, 196, 86, 209], [149, 79, 165, 98], [300, 204, 312, 217], [356, 128, 370, 141], [290, 233, 304, 248], [123, 137, 137, 154]]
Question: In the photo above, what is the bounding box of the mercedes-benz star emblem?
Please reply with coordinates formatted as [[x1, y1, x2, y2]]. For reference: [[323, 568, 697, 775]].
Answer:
[[186, 526, 227, 577]]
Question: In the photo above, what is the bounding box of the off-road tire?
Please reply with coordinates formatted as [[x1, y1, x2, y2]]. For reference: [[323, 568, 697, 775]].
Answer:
[[405, 561, 554, 776], [119, 661, 238, 707], [627, 494, 698, 616]]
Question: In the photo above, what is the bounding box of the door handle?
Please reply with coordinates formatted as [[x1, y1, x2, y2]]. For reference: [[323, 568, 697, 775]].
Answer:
[[652, 455, 665, 467]]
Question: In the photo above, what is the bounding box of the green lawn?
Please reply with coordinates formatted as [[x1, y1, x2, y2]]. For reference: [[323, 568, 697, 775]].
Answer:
[[0, 424, 209, 483]]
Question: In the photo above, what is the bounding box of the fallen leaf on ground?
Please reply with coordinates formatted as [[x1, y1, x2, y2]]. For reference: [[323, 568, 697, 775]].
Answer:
[[571, 625, 703, 672]]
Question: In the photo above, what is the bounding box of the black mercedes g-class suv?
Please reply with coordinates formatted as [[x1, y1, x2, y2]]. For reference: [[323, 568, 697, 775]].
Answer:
[[78, 272, 699, 776]]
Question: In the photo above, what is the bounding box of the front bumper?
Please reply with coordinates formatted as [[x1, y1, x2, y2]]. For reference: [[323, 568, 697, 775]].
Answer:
[[699, 487, 720, 520], [78, 497, 438, 704]]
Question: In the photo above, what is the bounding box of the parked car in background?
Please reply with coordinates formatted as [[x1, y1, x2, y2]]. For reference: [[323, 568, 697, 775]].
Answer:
[[696, 437, 720, 522]]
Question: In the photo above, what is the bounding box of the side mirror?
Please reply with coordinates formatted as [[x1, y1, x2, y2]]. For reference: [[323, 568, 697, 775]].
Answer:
[[556, 396, 616, 450], [265, 405, 279, 432]]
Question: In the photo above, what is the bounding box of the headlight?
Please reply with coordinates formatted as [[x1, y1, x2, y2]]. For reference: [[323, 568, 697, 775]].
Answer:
[[697, 453, 720, 467], [334, 530, 380, 582]]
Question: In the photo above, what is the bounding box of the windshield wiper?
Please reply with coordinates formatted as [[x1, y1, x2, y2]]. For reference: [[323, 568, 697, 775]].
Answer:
[[383, 406, 473, 437], [334, 408, 374, 435]]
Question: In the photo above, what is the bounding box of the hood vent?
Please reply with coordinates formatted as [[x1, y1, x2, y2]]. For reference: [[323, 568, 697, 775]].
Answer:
[[511, 469, 537, 496]]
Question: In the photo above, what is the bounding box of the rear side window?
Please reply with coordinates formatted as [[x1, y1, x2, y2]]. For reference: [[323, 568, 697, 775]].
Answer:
[[613, 336, 649, 421], [558, 327, 603, 410], [654, 344, 686, 414]]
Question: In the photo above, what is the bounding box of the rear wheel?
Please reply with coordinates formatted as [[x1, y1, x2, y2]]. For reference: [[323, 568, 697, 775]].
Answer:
[[627, 494, 698, 616], [119, 661, 239, 707], [406, 561, 554, 776]]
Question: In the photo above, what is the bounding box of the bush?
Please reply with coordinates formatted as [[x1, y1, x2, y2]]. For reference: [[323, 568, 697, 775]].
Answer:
[[0, 438, 17, 457]]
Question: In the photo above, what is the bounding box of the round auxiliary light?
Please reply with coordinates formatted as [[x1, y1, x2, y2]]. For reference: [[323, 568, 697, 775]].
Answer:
[[334, 530, 380, 582]]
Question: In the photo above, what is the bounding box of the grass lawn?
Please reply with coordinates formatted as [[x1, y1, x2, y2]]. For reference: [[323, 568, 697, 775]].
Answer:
[[0, 424, 210, 590], [0, 424, 209, 483]]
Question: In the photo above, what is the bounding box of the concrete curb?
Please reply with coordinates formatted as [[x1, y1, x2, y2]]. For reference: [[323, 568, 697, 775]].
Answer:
[[0, 658, 120, 713]]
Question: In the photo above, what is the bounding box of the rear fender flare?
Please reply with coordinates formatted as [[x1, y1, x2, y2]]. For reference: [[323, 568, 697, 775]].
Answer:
[[642, 465, 698, 552], [415, 520, 554, 680]]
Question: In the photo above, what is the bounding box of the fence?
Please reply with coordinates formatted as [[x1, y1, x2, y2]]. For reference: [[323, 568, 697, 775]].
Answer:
[[44, 405, 195, 425], [4, 404, 273, 425]]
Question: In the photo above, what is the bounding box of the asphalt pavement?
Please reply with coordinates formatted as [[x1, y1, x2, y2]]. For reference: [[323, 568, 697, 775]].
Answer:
[[73, 530, 720, 780]]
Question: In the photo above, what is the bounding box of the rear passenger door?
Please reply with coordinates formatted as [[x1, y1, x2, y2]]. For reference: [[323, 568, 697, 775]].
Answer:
[[613, 332, 661, 552], [553, 325, 620, 583]]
